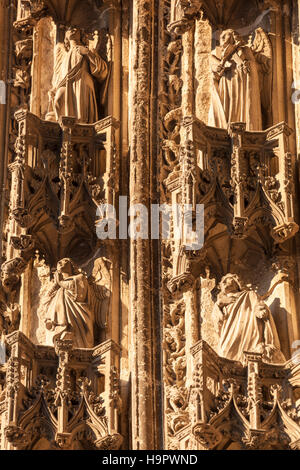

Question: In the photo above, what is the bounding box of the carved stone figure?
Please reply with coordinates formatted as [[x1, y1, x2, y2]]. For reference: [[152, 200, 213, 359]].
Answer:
[[208, 28, 272, 131], [44, 258, 94, 348], [46, 27, 108, 124], [212, 274, 285, 363]]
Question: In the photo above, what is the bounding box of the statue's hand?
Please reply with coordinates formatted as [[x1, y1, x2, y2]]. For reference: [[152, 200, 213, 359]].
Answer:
[[54, 271, 62, 285], [76, 46, 89, 56], [213, 65, 225, 81], [45, 319, 55, 331], [255, 302, 269, 320], [221, 43, 237, 62], [241, 60, 251, 74]]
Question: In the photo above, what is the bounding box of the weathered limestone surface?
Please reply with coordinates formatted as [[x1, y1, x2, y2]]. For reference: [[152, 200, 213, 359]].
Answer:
[[0, 0, 299, 450]]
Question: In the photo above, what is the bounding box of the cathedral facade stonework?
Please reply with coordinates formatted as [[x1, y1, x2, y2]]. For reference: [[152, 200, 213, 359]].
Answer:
[[0, 0, 299, 450]]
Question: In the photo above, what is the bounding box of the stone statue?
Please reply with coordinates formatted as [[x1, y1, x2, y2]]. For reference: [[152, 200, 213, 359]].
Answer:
[[45, 258, 94, 348], [43, 257, 111, 348], [212, 273, 285, 363], [208, 28, 272, 131], [46, 27, 108, 124]]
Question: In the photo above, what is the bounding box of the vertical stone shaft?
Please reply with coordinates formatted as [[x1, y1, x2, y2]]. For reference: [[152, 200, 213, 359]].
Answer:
[[271, 8, 286, 124], [130, 0, 158, 450], [181, 27, 194, 117], [0, 1, 12, 257]]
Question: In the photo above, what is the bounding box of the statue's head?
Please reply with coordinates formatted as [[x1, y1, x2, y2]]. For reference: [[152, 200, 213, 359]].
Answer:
[[219, 273, 242, 294], [64, 27, 85, 49], [56, 258, 74, 276], [220, 29, 244, 49]]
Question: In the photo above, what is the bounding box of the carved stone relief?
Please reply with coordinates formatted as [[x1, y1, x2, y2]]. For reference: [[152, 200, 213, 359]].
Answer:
[[0, 0, 299, 452]]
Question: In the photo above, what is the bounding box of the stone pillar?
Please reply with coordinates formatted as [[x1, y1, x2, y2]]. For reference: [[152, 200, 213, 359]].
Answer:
[[184, 285, 199, 388], [181, 27, 194, 117], [292, 0, 300, 155], [30, 17, 56, 119], [129, 0, 159, 450], [0, 1, 13, 258], [283, 2, 296, 142], [270, 6, 286, 124], [194, 18, 212, 123]]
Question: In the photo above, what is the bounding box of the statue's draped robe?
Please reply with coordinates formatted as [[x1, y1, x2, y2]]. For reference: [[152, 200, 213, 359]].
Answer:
[[46, 273, 94, 348], [213, 289, 285, 363], [53, 45, 108, 123], [208, 46, 262, 131]]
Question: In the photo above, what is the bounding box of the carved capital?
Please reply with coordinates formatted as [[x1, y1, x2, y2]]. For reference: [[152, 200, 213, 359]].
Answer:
[[244, 351, 263, 364], [192, 423, 222, 449], [15, 39, 33, 60], [4, 425, 30, 449], [58, 214, 75, 234], [55, 432, 72, 450], [230, 216, 249, 239], [168, 0, 203, 35], [271, 255, 296, 280], [54, 335, 74, 356], [242, 429, 266, 449], [271, 222, 299, 244], [1, 257, 27, 290], [167, 272, 195, 294], [95, 433, 123, 450], [59, 116, 76, 131], [229, 122, 246, 136], [11, 208, 32, 229], [10, 235, 34, 253]]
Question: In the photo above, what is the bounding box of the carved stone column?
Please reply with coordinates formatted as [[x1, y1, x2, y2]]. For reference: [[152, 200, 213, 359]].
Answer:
[[0, 1, 14, 258], [245, 352, 263, 431], [183, 283, 198, 388], [129, 0, 160, 450], [54, 338, 73, 450], [229, 122, 248, 238], [58, 117, 76, 235], [269, 2, 287, 125]]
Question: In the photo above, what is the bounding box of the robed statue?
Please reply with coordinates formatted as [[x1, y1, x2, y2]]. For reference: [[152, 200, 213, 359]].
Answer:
[[213, 274, 285, 363], [44, 258, 111, 348], [46, 27, 108, 124], [208, 28, 272, 131]]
